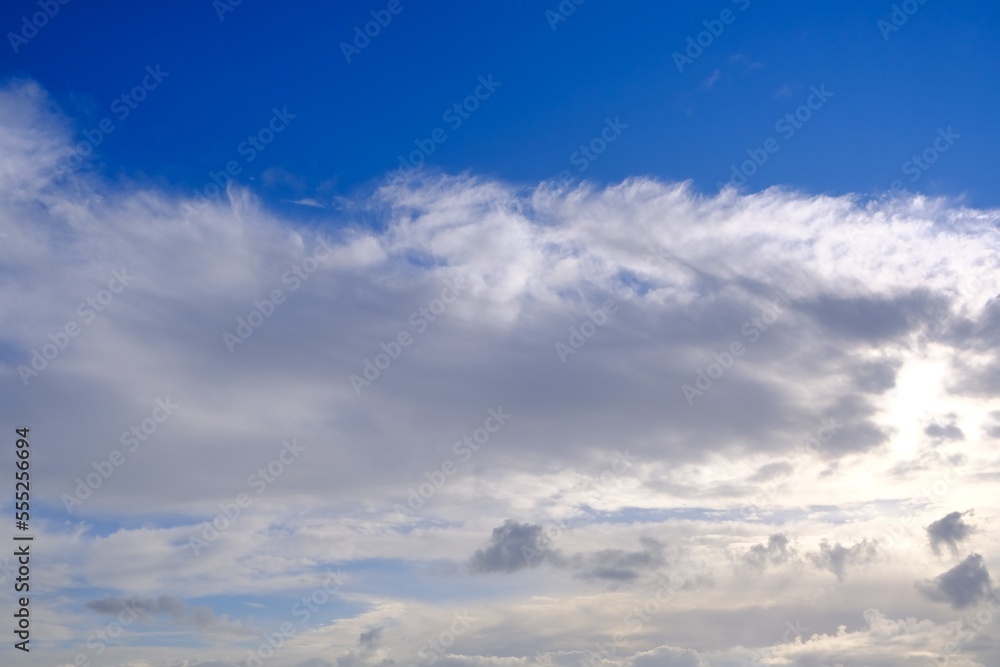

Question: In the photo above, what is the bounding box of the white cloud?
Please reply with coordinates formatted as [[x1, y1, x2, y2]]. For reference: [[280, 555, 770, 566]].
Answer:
[[2, 79, 1000, 666]]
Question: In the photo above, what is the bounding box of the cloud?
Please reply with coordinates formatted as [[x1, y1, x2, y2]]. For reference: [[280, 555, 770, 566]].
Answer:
[[986, 411, 1000, 438], [84, 594, 185, 619], [927, 511, 975, 555], [743, 533, 796, 569], [809, 539, 879, 581], [3, 79, 1000, 667], [925, 415, 965, 442], [83, 594, 244, 633], [918, 553, 994, 608], [360, 626, 385, 648], [337, 625, 394, 667], [569, 536, 667, 581], [748, 462, 793, 484], [292, 197, 327, 208], [468, 522, 668, 581], [627, 645, 707, 667], [469, 521, 564, 573]]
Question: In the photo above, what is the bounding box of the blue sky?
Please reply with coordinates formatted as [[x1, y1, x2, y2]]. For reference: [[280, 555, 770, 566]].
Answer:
[[3, 2, 1000, 667], [2, 0, 999, 209]]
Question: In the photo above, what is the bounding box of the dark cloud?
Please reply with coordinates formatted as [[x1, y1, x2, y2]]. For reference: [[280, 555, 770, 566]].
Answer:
[[808, 394, 890, 459], [851, 359, 901, 394], [469, 522, 665, 581], [85, 594, 185, 620], [809, 539, 879, 581], [797, 291, 945, 343], [748, 462, 793, 484], [743, 533, 796, 569], [888, 450, 966, 479], [337, 624, 393, 667], [943, 299, 1000, 397], [925, 415, 964, 442], [359, 626, 384, 649], [84, 595, 241, 633], [571, 536, 667, 581], [927, 511, 975, 556], [469, 520, 562, 574], [986, 411, 1000, 439], [918, 553, 993, 609]]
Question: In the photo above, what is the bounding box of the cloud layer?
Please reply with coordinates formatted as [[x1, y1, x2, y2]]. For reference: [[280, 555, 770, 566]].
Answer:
[[2, 80, 1000, 666]]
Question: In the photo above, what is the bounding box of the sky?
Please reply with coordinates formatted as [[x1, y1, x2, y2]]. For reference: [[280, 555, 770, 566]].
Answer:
[[1, 1, 1000, 666]]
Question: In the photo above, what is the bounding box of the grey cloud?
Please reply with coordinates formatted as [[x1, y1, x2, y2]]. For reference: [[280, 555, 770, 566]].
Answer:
[[811, 394, 890, 459], [337, 624, 393, 667], [809, 539, 879, 581], [85, 594, 185, 620], [927, 510, 975, 555], [797, 291, 946, 344], [748, 462, 793, 484], [84, 595, 241, 633], [469, 522, 665, 581], [851, 359, 901, 394], [986, 411, 1000, 438], [917, 553, 994, 608], [359, 626, 384, 648], [570, 536, 667, 581], [943, 298, 1000, 397], [925, 415, 964, 442], [743, 533, 796, 569], [469, 520, 563, 573]]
